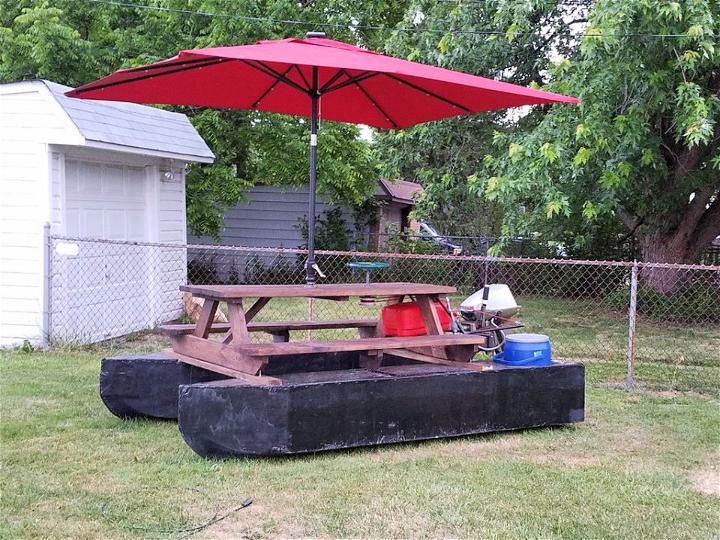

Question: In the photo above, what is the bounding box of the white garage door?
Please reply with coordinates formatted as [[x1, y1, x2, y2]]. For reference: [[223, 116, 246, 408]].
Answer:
[[59, 159, 154, 342], [65, 160, 148, 239]]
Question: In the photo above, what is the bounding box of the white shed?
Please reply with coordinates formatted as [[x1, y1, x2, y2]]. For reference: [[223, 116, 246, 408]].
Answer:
[[0, 79, 214, 347]]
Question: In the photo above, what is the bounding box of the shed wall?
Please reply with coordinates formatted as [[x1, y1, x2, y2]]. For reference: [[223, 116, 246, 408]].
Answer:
[[187, 185, 359, 249], [156, 166, 187, 323], [0, 86, 69, 347]]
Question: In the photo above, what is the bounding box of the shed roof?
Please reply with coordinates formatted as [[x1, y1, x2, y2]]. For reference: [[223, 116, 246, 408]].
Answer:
[[376, 179, 424, 205], [42, 80, 214, 163]]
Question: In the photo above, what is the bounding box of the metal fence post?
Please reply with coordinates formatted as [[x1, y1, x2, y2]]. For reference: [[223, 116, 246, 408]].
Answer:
[[42, 223, 52, 350], [626, 260, 639, 390]]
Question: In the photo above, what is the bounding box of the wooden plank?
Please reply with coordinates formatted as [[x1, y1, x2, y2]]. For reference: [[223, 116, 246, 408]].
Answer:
[[180, 282, 456, 300], [415, 294, 446, 359], [164, 349, 281, 385], [161, 320, 524, 337], [245, 297, 270, 322], [407, 344, 476, 362], [161, 319, 379, 336], [170, 334, 267, 375], [194, 299, 219, 338], [359, 350, 383, 370], [235, 333, 488, 356], [389, 348, 494, 372], [415, 295, 443, 334], [226, 301, 250, 344]]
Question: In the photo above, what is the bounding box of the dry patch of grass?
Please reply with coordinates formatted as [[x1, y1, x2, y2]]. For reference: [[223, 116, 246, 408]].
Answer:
[[690, 461, 720, 497]]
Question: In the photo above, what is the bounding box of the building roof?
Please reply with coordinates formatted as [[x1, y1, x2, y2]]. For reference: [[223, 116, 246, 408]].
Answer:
[[376, 179, 424, 205], [40, 80, 214, 163]]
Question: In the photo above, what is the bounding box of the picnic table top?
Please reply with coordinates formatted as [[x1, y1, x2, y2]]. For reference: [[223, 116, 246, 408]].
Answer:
[[181, 282, 456, 299]]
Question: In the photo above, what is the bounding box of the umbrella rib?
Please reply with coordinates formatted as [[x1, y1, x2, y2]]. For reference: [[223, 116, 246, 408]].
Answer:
[[69, 58, 232, 95], [353, 81, 398, 129], [319, 69, 349, 93], [252, 65, 296, 108], [118, 56, 217, 74], [241, 60, 310, 95], [382, 73, 470, 112], [292, 64, 311, 91], [323, 72, 378, 94]]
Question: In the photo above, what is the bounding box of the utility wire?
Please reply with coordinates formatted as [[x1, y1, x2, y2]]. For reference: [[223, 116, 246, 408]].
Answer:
[[80, 0, 709, 40]]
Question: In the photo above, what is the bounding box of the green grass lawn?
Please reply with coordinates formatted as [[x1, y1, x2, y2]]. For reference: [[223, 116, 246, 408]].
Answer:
[[1, 348, 719, 539]]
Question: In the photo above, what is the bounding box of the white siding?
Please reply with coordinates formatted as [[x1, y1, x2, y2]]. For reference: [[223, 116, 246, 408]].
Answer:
[[156, 167, 187, 323], [0, 86, 66, 347], [49, 151, 65, 232]]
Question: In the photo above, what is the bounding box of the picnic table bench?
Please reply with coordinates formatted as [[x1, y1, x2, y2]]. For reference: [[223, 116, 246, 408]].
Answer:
[[160, 283, 522, 385]]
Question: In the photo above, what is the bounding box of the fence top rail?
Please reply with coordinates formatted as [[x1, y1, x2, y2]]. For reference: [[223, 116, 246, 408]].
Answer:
[[49, 235, 720, 271]]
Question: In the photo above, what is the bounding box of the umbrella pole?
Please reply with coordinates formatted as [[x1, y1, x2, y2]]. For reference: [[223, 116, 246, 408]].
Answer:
[[306, 67, 319, 286]]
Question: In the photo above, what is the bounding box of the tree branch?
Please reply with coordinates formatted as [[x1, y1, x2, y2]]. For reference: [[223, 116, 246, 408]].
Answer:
[[619, 209, 641, 231], [618, 215, 645, 244], [682, 184, 715, 233]]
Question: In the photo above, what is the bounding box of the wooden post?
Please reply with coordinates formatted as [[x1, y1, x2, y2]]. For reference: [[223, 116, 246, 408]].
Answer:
[[415, 294, 446, 358], [194, 299, 219, 338], [227, 301, 251, 344], [307, 297, 314, 341]]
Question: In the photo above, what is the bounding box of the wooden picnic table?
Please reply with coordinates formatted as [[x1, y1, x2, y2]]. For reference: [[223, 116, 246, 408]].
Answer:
[[160, 282, 521, 385]]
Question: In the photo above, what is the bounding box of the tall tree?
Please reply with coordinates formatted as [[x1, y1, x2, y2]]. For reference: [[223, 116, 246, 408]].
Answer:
[[0, 0, 402, 236], [482, 0, 719, 268], [376, 0, 591, 239]]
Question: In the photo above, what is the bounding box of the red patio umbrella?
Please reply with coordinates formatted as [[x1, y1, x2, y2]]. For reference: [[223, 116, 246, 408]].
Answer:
[[67, 32, 578, 284]]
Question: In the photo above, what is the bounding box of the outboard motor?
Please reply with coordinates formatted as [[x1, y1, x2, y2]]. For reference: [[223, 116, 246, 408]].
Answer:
[[458, 284, 520, 352]]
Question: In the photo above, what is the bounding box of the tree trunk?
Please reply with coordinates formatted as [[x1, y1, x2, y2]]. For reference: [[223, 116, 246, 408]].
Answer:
[[637, 232, 692, 295], [636, 217, 716, 295]]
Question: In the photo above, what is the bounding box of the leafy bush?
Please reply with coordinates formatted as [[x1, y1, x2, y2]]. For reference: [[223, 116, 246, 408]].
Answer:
[[187, 257, 219, 284], [297, 207, 352, 251], [243, 254, 304, 285]]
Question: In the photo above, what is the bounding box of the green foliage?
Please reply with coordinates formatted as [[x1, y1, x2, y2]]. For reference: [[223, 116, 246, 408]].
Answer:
[[297, 206, 352, 251], [382, 231, 444, 255], [482, 0, 720, 264], [186, 256, 219, 284], [0, 0, 397, 237], [243, 254, 303, 285]]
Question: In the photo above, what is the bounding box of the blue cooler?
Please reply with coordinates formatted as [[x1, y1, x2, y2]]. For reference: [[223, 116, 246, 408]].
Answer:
[[493, 333, 553, 367]]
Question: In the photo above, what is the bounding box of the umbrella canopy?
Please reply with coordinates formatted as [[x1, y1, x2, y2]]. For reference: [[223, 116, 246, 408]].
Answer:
[[67, 35, 577, 128], [67, 33, 578, 283]]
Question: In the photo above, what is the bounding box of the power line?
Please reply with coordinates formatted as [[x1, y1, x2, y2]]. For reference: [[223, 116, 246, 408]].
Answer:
[[80, 0, 710, 40], [434, 0, 592, 4]]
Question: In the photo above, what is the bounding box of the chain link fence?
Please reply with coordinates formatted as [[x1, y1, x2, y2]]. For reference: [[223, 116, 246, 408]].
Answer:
[[48, 235, 719, 391]]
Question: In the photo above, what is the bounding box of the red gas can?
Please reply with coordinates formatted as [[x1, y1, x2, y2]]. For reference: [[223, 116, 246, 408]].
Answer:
[[381, 300, 451, 337]]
